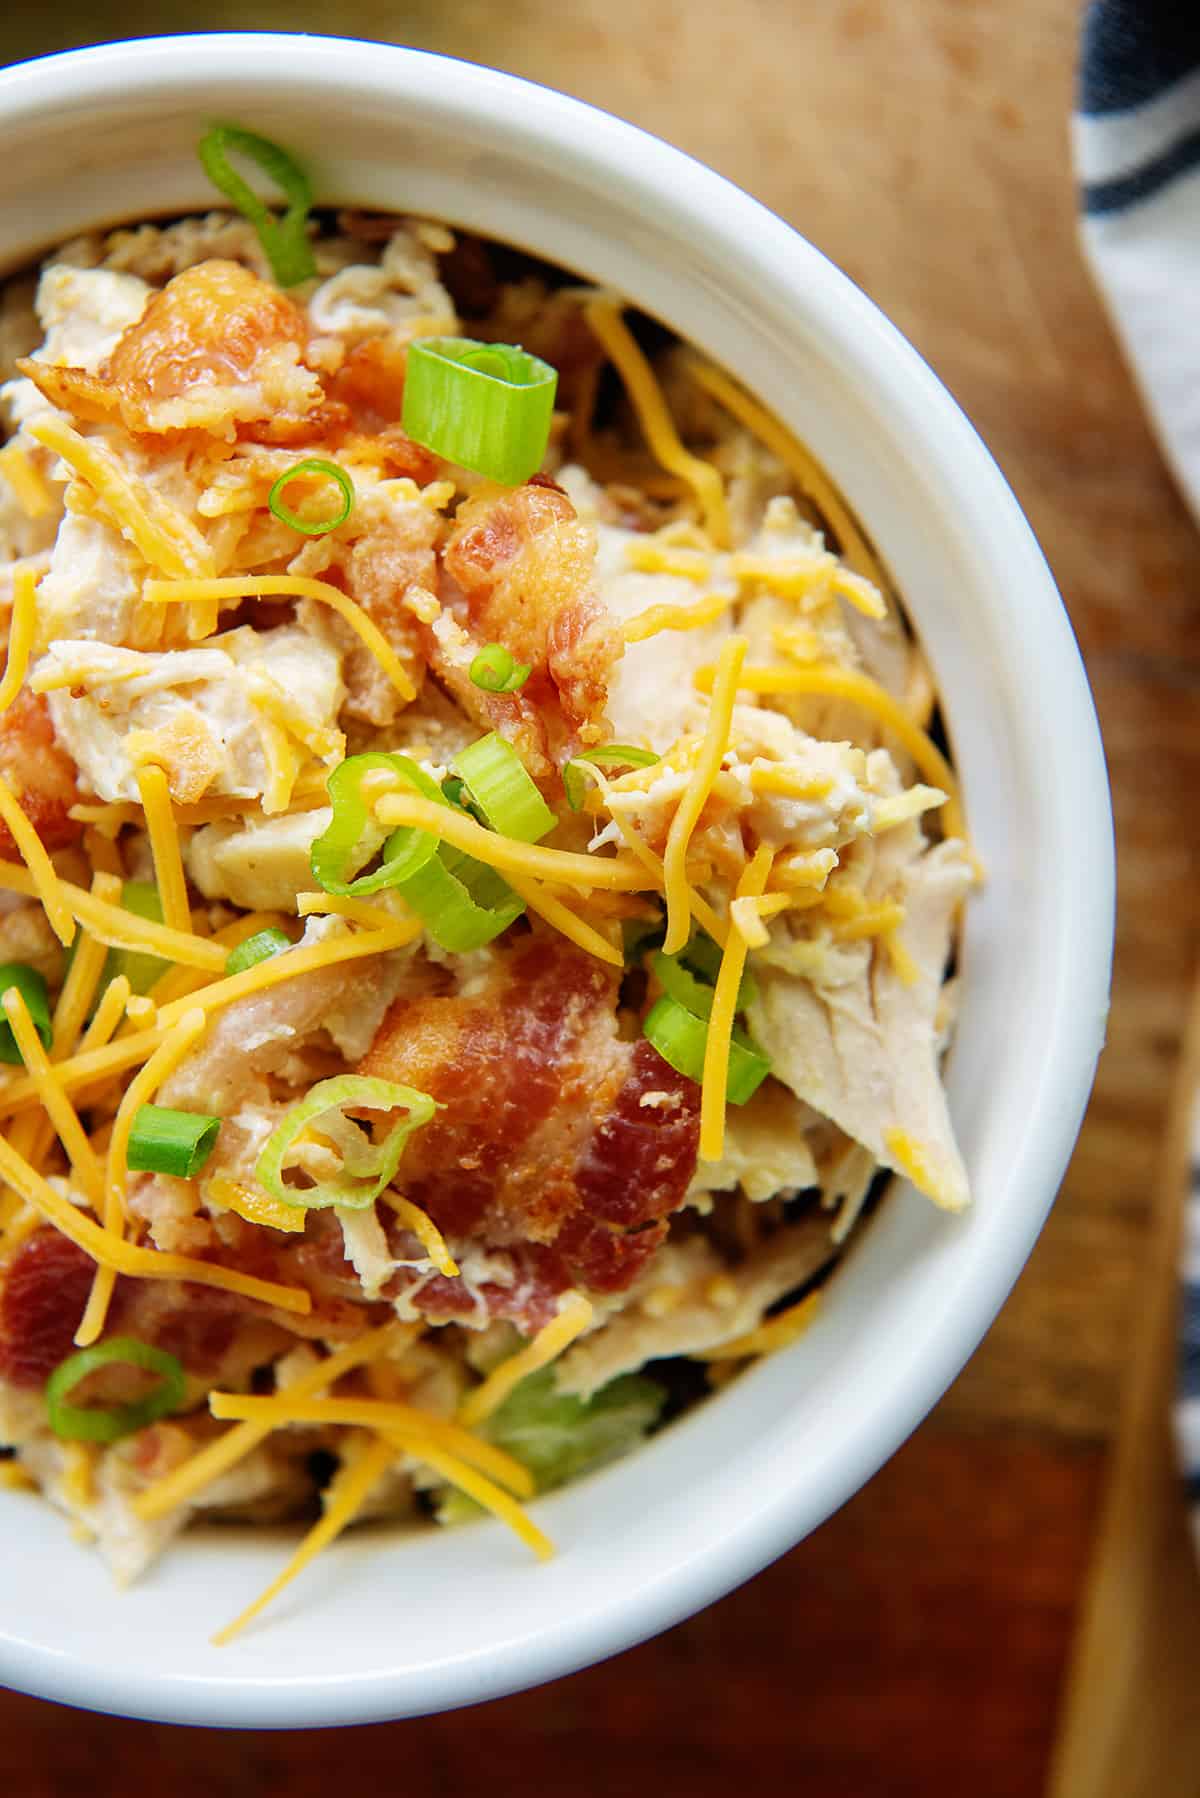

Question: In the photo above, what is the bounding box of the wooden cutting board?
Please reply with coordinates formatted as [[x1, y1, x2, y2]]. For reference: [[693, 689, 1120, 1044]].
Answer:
[[1049, 980, 1200, 1797]]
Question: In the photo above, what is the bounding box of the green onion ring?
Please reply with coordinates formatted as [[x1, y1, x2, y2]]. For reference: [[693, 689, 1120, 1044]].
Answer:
[[196, 124, 316, 287], [268, 458, 355, 536], [45, 1338, 187, 1444]]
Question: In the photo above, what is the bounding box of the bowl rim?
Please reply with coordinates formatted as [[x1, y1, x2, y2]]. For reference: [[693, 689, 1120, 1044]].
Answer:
[[0, 30, 1114, 1728]]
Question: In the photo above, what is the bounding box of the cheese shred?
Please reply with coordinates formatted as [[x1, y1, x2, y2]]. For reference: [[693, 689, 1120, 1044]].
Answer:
[[704, 1290, 821, 1360], [458, 1292, 594, 1428], [0, 567, 38, 713], [661, 634, 747, 955], [584, 299, 730, 547], [212, 1433, 396, 1646], [76, 1006, 210, 1347], [0, 1131, 311, 1312], [135, 763, 192, 936], [143, 575, 416, 703], [30, 415, 213, 579], [379, 1192, 458, 1277], [621, 591, 733, 644], [0, 772, 75, 947], [207, 1393, 536, 1500], [0, 988, 103, 1208], [133, 1324, 417, 1523], [695, 661, 964, 840], [0, 444, 54, 519], [700, 843, 773, 1163]]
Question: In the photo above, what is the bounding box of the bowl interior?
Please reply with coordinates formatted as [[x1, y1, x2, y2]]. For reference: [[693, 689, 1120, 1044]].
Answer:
[[0, 35, 1113, 1726]]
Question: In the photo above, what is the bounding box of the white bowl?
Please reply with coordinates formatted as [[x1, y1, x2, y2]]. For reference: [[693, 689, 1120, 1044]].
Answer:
[[0, 33, 1113, 1726]]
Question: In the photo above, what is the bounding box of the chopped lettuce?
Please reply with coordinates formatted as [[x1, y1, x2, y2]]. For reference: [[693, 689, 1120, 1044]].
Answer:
[[435, 1366, 665, 1526]]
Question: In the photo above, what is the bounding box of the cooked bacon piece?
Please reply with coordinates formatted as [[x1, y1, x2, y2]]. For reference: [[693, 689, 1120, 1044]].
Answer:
[[428, 482, 621, 779], [0, 689, 82, 858], [0, 1230, 94, 1387], [19, 260, 333, 443], [359, 939, 699, 1308], [0, 1227, 290, 1391]]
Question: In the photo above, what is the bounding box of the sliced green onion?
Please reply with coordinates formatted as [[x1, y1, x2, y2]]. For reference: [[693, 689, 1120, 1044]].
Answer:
[[310, 752, 444, 897], [256, 1075, 436, 1211], [469, 643, 531, 694], [396, 842, 525, 953], [268, 458, 354, 536], [0, 963, 50, 1065], [402, 337, 558, 485], [440, 774, 481, 820], [653, 945, 756, 1018], [225, 928, 292, 977], [45, 1338, 186, 1444], [197, 124, 316, 286], [102, 880, 167, 997], [622, 915, 665, 964], [312, 750, 527, 948], [563, 744, 660, 811], [642, 995, 771, 1106], [453, 733, 555, 843], [680, 931, 758, 1009], [127, 1104, 221, 1178]]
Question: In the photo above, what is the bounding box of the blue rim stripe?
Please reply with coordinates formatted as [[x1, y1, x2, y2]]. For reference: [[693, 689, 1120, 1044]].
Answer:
[[1082, 122, 1200, 213]]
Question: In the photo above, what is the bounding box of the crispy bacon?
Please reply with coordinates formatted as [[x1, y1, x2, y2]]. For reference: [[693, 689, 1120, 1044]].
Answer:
[[19, 260, 335, 443], [0, 1228, 290, 1391], [359, 939, 699, 1314], [427, 483, 621, 779], [0, 689, 82, 858]]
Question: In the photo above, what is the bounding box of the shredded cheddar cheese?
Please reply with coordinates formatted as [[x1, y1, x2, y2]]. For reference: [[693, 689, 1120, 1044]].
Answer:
[[684, 356, 892, 598], [700, 844, 773, 1163], [1, 988, 103, 1208], [661, 635, 747, 955], [502, 870, 623, 967], [584, 299, 731, 547], [625, 541, 712, 582], [0, 567, 38, 713], [77, 975, 132, 1056], [0, 772, 75, 947], [51, 872, 121, 1058], [884, 1126, 967, 1214], [143, 576, 416, 703], [212, 1433, 397, 1645], [206, 1175, 307, 1235], [379, 1192, 458, 1278], [76, 1007, 210, 1347], [134, 763, 192, 936], [621, 591, 733, 644], [883, 931, 920, 987], [0, 1130, 311, 1312], [296, 890, 404, 932], [694, 661, 964, 840], [385, 1432, 553, 1562], [29, 415, 214, 579], [830, 901, 907, 942], [134, 1324, 418, 1523], [458, 1292, 594, 1428], [372, 793, 652, 894], [704, 1290, 821, 1360], [0, 443, 54, 519], [0, 923, 416, 1120], [0, 859, 221, 969], [207, 1394, 536, 1499]]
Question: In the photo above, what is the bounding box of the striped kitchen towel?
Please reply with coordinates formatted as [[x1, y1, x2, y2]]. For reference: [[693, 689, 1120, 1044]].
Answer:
[[1074, 4, 1200, 522], [1074, 3, 1200, 1514]]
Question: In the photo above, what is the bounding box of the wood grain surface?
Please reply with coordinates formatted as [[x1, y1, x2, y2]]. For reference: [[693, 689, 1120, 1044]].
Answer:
[[0, 1, 1195, 1791]]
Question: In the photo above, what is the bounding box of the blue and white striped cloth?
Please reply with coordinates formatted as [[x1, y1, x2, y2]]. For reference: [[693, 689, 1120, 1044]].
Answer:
[[1073, 3, 1200, 1505], [1075, 4, 1200, 522]]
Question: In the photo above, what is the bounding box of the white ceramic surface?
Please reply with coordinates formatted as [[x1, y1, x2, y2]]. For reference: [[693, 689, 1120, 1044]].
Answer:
[[0, 33, 1113, 1728]]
